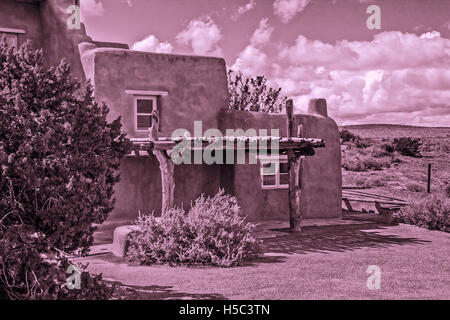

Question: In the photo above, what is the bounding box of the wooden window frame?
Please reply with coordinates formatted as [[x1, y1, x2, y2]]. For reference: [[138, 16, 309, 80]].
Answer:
[[125, 90, 168, 133], [259, 155, 289, 190], [134, 95, 157, 132]]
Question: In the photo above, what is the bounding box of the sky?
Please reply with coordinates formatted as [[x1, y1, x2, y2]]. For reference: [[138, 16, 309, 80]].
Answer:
[[80, 0, 450, 126]]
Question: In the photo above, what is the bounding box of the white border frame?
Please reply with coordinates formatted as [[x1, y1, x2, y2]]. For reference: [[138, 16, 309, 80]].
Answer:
[[134, 95, 157, 132], [125, 90, 168, 96], [259, 155, 289, 190], [0, 27, 26, 34]]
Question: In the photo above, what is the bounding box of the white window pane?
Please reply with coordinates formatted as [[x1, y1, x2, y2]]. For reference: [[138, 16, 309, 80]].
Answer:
[[261, 162, 276, 175]]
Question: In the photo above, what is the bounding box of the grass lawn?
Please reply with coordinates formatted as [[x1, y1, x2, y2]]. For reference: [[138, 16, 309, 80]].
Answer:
[[79, 223, 450, 300]]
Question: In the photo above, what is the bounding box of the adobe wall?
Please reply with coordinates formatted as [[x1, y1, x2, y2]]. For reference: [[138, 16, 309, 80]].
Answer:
[[40, 0, 92, 80], [111, 156, 222, 221], [0, 0, 43, 49], [79, 47, 229, 138], [1, 0, 93, 79], [79, 47, 229, 221], [219, 107, 342, 220]]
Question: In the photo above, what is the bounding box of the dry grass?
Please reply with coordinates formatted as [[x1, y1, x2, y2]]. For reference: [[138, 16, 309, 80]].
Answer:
[[340, 125, 450, 202]]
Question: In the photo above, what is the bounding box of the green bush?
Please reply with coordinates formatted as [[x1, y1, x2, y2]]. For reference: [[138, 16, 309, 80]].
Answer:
[[446, 184, 450, 198], [0, 41, 131, 299], [353, 136, 373, 149], [0, 226, 114, 300], [342, 153, 391, 172], [126, 190, 261, 267], [406, 182, 424, 193], [355, 176, 386, 188], [393, 137, 422, 157], [381, 142, 395, 154], [227, 70, 287, 113], [339, 129, 356, 143], [395, 193, 450, 232]]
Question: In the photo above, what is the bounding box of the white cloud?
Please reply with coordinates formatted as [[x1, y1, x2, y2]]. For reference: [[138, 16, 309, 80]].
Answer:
[[250, 18, 274, 47], [175, 17, 223, 56], [132, 35, 173, 54], [232, 0, 256, 20], [231, 45, 269, 76], [80, 0, 104, 18], [231, 30, 450, 126], [273, 0, 311, 23], [231, 18, 274, 75]]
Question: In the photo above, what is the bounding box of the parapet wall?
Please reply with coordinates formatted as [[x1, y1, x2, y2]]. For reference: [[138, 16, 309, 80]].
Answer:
[[79, 47, 229, 138], [1, 0, 93, 79]]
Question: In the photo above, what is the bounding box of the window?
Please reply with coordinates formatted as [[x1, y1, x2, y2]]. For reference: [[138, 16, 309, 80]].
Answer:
[[125, 90, 168, 132], [259, 155, 289, 189], [0, 27, 25, 49], [135, 96, 156, 131]]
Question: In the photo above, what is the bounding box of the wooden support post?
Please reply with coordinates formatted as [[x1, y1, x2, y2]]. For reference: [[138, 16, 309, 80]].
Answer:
[[286, 99, 302, 232], [149, 111, 175, 215], [427, 163, 432, 194]]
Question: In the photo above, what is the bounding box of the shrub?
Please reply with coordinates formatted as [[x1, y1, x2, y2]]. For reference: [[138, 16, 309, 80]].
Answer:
[[342, 158, 367, 172], [126, 190, 261, 267], [0, 40, 131, 299], [406, 182, 424, 193], [393, 137, 422, 157], [445, 184, 450, 198], [381, 142, 395, 154], [227, 70, 287, 113], [353, 136, 373, 149], [339, 129, 356, 143], [355, 176, 386, 188], [0, 225, 115, 300], [395, 193, 450, 232], [361, 157, 390, 170]]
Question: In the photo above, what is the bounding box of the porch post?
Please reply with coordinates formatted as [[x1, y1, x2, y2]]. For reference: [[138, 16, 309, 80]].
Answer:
[[149, 111, 175, 215], [286, 100, 302, 232]]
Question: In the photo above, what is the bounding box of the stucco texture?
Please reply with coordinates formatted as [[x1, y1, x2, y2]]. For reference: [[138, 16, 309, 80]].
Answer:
[[219, 109, 342, 220], [0, 0, 43, 49]]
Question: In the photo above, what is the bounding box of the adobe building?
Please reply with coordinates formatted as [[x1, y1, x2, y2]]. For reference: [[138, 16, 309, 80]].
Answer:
[[1, 0, 342, 234]]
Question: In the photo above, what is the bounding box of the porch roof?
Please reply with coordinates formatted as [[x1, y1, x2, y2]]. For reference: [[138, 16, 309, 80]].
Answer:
[[128, 136, 325, 157]]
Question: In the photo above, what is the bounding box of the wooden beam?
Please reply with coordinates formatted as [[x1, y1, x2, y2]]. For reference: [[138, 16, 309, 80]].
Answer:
[[130, 138, 324, 153]]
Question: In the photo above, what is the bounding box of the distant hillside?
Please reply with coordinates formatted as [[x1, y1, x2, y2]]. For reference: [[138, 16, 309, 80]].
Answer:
[[339, 124, 450, 139], [340, 124, 450, 130]]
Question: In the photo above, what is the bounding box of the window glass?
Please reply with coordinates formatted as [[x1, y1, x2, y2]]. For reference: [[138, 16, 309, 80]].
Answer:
[[279, 174, 289, 185], [137, 115, 151, 130], [280, 163, 289, 174], [261, 162, 276, 175], [262, 175, 276, 186], [137, 99, 153, 114], [260, 157, 290, 189]]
